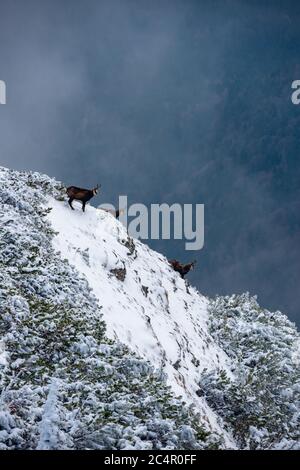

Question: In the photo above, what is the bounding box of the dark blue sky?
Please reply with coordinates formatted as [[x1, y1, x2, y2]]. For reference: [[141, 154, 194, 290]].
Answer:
[[0, 0, 299, 325]]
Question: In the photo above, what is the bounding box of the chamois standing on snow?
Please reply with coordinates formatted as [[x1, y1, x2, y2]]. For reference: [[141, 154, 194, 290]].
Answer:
[[66, 184, 100, 212], [169, 259, 197, 279]]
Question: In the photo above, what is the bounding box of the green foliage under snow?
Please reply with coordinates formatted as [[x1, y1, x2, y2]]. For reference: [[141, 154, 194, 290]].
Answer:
[[199, 293, 300, 449]]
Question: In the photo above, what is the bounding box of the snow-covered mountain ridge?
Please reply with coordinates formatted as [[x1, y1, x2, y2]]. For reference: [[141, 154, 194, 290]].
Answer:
[[0, 167, 299, 450], [46, 196, 233, 441]]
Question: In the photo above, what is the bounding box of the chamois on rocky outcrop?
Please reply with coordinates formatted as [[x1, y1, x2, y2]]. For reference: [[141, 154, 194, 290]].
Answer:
[[66, 184, 100, 212], [169, 259, 197, 279]]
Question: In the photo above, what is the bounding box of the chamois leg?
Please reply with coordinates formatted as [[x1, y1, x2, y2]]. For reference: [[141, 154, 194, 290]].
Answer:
[[82, 201, 86, 212], [68, 197, 75, 210]]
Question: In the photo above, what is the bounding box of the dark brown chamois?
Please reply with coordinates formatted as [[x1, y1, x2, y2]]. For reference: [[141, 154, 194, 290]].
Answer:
[[66, 184, 100, 212], [169, 259, 197, 279]]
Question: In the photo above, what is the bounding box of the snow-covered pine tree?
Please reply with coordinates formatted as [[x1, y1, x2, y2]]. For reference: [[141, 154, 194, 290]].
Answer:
[[199, 293, 300, 449]]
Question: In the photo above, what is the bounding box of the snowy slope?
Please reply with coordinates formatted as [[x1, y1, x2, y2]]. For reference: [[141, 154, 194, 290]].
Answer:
[[2, 166, 221, 450], [47, 198, 234, 444]]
